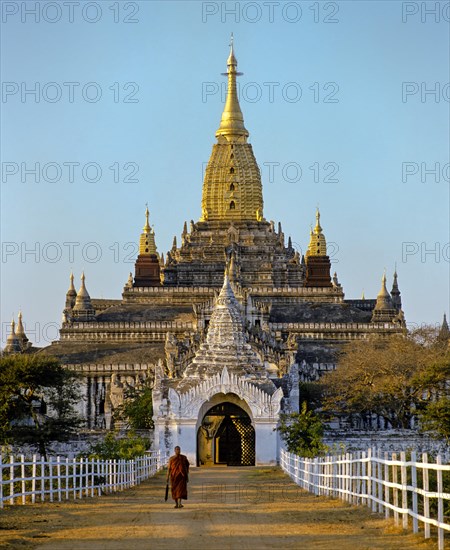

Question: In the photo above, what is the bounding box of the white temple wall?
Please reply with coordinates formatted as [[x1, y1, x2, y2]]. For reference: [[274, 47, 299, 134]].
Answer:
[[255, 421, 278, 465]]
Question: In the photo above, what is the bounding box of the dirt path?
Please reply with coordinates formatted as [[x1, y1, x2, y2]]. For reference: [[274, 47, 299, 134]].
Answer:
[[0, 467, 438, 549]]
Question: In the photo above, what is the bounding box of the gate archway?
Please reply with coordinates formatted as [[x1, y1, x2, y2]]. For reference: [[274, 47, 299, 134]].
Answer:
[[197, 402, 255, 466]]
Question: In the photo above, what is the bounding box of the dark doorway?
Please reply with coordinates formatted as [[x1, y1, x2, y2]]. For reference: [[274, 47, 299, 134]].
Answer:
[[197, 402, 255, 466]]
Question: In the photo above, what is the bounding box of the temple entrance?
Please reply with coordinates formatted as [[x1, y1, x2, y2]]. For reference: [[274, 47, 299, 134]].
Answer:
[[197, 402, 255, 466]]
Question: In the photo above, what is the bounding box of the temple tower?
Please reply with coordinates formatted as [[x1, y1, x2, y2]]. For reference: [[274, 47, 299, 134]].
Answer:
[[16, 311, 29, 350], [390, 268, 402, 310], [304, 209, 332, 287], [133, 206, 161, 287], [438, 313, 450, 344], [72, 272, 96, 320], [371, 272, 397, 322], [4, 319, 21, 353], [65, 272, 77, 310]]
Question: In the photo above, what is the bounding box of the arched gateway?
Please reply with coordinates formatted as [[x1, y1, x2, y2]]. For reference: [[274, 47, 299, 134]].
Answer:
[[152, 276, 285, 466], [198, 402, 255, 466]]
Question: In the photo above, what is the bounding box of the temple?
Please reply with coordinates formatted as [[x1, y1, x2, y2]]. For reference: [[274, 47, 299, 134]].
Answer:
[[5, 41, 411, 465]]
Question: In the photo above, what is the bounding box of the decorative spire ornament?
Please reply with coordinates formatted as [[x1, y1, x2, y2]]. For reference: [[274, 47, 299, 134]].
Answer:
[[216, 34, 249, 141]]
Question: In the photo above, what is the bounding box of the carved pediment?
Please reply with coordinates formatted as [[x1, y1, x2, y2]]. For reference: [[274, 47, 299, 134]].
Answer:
[[167, 367, 282, 420]]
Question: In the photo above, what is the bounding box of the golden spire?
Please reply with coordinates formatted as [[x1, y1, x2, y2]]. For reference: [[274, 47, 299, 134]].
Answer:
[[143, 204, 151, 233], [314, 209, 322, 233], [216, 34, 249, 142], [200, 39, 263, 222], [306, 208, 327, 257], [139, 205, 157, 256]]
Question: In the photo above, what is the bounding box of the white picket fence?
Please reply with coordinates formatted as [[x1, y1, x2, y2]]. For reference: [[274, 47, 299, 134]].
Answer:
[[0, 450, 168, 507], [281, 447, 450, 549]]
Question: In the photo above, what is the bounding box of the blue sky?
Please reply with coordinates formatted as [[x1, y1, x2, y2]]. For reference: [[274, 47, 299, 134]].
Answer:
[[1, 0, 449, 347]]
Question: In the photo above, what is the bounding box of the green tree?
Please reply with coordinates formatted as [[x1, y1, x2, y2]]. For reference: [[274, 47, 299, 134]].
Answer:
[[415, 340, 450, 442], [86, 431, 150, 460], [0, 354, 82, 458], [278, 402, 328, 458], [113, 383, 153, 430], [419, 398, 450, 444]]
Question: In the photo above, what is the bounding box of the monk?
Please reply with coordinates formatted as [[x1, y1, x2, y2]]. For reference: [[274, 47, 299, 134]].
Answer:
[[166, 446, 190, 508]]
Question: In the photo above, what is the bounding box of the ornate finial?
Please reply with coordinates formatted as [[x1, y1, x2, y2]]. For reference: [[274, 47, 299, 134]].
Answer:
[[227, 32, 236, 66], [73, 271, 94, 314], [376, 270, 390, 299], [143, 205, 151, 233], [314, 208, 322, 233], [216, 34, 248, 141], [69, 271, 75, 291], [361, 289, 365, 300]]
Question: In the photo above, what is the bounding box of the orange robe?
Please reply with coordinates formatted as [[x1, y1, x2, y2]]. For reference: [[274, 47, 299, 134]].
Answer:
[[168, 454, 190, 500]]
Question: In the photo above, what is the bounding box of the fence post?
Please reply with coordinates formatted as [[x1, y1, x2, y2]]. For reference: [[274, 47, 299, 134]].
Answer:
[[31, 454, 37, 504], [351, 452, 355, 504], [371, 448, 377, 513], [410, 451, 418, 533], [384, 452, 390, 520], [422, 452, 430, 539], [325, 456, 331, 496], [361, 451, 366, 507], [20, 455, 25, 505], [392, 452, 399, 526], [367, 448, 373, 511], [65, 458, 69, 501], [72, 457, 76, 500], [49, 457, 54, 503], [40, 456, 45, 502], [334, 455, 338, 497], [436, 455, 444, 550], [80, 457, 85, 499], [9, 455, 15, 505], [314, 458, 319, 496], [377, 449, 383, 513], [56, 457, 62, 502], [355, 451, 362, 504], [345, 453, 352, 504], [400, 451, 408, 530]]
